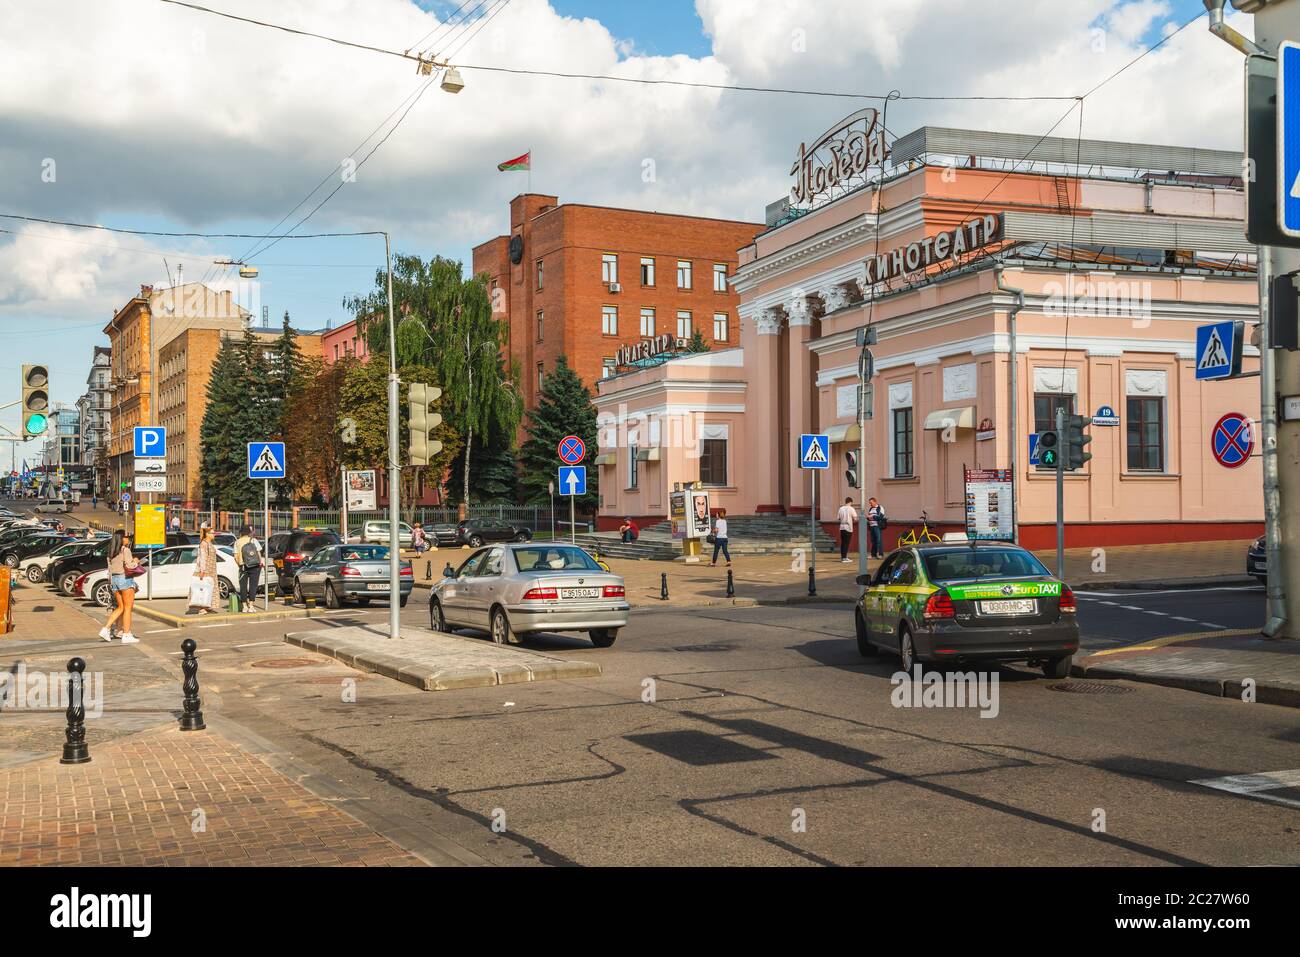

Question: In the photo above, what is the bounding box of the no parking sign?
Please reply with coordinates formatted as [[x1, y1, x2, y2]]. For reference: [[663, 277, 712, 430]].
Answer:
[[1211, 412, 1254, 469]]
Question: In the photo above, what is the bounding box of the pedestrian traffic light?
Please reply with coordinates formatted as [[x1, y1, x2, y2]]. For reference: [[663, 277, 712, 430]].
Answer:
[[1037, 430, 1060, 469], [1064, 414, 1093, 471], [21, 365, 49, 440], [1271, 271, 1300, 351], [407, 382, 444, 466], [845, 450, 860, 488]]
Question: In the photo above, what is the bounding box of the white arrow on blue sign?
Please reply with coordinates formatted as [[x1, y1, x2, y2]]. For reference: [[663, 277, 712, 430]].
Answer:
[[247, 441, 286, 480], [1279, 42, 1300, 236], [1195, 320, 1243, 381], [558, 465, 586, 496], [799, 433, 830, 469], [133, 426, 166, 458]]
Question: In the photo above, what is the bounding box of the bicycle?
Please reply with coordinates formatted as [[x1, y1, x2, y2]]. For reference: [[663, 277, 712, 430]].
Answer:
[[898, 510, 942, 546]]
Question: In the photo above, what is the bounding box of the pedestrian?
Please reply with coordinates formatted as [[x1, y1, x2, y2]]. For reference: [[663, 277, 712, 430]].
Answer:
[[708, 508, 731, 567], [837, 496, 859, 563], [619, 517, 639, 543], [233, 524, 263, 612], [91, 493, 97, 510], [188, 525, 221, 615], [866, 497, 887, 559], [100, 529, 140, 643], [169, 513, 181, 533], [412, 522, 428, 554]]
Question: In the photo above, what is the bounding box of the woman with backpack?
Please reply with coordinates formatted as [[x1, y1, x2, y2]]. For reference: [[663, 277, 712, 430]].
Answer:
[[233, 524, 263, 612], [99, 529, 140, 643]]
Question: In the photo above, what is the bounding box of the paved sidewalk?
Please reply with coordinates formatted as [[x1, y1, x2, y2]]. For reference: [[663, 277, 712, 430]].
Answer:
[[410, 537, 1256, 608], [0, 726, 423, 866], [286, 624, 601, 690], [1077, 628, 1300, 708]]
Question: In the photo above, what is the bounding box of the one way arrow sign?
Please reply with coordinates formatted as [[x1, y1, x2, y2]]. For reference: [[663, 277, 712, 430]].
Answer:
[[558, 465, 586, 496]]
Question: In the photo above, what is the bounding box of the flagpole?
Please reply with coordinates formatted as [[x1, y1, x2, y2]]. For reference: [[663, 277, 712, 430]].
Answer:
[[528, 146, 532, 194]]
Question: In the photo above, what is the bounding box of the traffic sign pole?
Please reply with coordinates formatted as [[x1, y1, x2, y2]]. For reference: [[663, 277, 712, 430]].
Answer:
[[1056, 405, 1065, 579]]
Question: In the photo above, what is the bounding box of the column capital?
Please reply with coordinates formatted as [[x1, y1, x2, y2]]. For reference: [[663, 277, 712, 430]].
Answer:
[[756, 307, 783, 336]]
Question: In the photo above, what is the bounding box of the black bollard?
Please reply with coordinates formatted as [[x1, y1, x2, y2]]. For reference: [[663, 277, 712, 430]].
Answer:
[[425, 559, 432, 579], [726, 568, 735, 598], [60, 658, 90, 765], [660, 572, 669, 601], [179, 638, 206, 732], [808, 566, 817, 597]]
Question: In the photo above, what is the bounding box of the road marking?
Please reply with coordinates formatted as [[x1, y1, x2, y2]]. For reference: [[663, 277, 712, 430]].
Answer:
[[1190, 769, 1300, 810], [233, 640, 281, 649], [1088, 627, 1260, 657], [1077, 586, 1263, 598]]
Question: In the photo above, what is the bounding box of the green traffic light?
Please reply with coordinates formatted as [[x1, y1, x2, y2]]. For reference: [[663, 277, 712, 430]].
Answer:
[[24, 412, 48, 436], [1041, 449, 1057, 465]]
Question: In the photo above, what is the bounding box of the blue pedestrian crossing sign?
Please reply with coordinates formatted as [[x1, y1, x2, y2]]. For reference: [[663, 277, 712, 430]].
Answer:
[[558, 465, 586, 496], [1195, 320, 1243, 381], [799, 433, 830, 469], [247, 441, 286, 480], [1280, 42, 1300, 236], [133, 426, 166, 458]]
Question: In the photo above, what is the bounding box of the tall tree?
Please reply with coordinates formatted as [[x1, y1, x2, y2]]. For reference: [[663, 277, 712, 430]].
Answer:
[[269, 311, 305, 500], [199, 335, 254, 509], [520, 357, 598, 510], [284, 355, 349, 504]]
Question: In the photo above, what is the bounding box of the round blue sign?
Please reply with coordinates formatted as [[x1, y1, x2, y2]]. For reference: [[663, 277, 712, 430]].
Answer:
[[1211, 412, 1253, 468]]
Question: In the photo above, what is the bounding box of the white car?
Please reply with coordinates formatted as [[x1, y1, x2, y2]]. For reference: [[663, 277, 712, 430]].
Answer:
[[359, 520, 414, 547], [19, 539, 101, 583], [35, 498, 70, 514], [82, 545, 240, 608]]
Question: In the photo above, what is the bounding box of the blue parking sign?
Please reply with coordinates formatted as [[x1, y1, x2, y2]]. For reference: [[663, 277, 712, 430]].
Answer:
[[133, 426, 166, 458], [1280, 42, 1300, 236]]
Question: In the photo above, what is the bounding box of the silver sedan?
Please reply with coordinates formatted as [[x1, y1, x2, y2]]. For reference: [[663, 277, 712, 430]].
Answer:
[[429, 543, 629, 647]]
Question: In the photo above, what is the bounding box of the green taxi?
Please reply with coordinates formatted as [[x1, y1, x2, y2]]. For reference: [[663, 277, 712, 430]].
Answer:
[[854, 542, 1079, 677]]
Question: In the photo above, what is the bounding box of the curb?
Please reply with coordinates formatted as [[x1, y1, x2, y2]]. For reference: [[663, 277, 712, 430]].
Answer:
[[1073, 575, 1257, 592], [1072, 659, 1300, 709], [134, 602, 343, 629]]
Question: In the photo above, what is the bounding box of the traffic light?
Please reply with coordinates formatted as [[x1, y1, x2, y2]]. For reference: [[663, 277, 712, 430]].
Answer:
[[1037, 430, 1060, 469], [1064, 414, 1093, 471], [21, 365, 49, 440], [845, 450, 860, 489], [1272, 271, 1300, 351], [407, 382, 444, 466]]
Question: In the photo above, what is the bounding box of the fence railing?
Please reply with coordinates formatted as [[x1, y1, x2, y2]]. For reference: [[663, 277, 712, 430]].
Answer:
[[169, 504, 589, 537]]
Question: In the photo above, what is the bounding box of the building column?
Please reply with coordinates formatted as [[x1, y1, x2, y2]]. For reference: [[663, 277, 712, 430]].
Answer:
[[752, 308, 784, 512], [786, 295, 814, 514]]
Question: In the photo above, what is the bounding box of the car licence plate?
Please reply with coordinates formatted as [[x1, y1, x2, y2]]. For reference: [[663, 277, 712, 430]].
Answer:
[[979, 599, 1035, 616], [562, 587, 601, 599], [366, 583, 390, 591]]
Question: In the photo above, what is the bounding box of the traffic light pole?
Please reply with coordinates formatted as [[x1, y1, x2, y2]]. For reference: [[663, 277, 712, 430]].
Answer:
[[385, 232, 402, 641], [1055, 405, 1065, 578]]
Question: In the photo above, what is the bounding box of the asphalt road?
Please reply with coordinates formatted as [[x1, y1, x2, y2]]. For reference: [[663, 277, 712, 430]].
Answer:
[[53, 580, 1296, 867]]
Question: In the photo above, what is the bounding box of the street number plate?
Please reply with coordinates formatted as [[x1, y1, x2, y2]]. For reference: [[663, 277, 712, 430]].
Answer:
[[562, 587, 601, 599], [366, 583, 390, 591], [979, 599, 1035, 616]]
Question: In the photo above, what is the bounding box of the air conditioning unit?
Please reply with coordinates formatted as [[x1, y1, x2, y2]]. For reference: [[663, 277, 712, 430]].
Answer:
[[608, 282, 622, 293]]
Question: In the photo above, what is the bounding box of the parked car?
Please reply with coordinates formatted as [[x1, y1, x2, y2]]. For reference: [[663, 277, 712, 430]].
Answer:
[[291, 544, 412, 609], [454, 518, 533, 547], [19, 538, 100, 583], [1247, 536, 1267, 586], [854, 542, 1080, 678], [268, 527, 342, 594], [47, 540, 113, 596], [358, 520, 414, 547], [429, 543, 628, 647], [213, 532, 236, 548], [34, 498, 70, 514], [1, 533, 73, 568], [429, 523, 459, 547], [81, 545, 239, 607]]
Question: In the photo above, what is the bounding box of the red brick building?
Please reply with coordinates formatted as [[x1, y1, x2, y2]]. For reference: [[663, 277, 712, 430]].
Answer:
[[472, 194, 763, 409]]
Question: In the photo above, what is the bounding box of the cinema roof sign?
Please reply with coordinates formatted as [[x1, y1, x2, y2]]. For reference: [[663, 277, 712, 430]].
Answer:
[[865, 213, 1005, 285], [790, 108, 889, 210]]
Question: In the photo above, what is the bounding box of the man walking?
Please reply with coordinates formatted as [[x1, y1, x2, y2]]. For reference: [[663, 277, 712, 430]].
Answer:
[[233, 524, 264, 612], [837, 497, 858, 563], [866, 497, 887, 559]]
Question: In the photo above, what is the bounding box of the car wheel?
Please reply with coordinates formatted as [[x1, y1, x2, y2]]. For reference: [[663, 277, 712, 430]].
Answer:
[[216, 577, 232, 601], [356, 597, 370, 606], [855, 609, 876, 656], [468, 535, 484, 547], [93, 581, 113, 608], [26, 565, 43, 583], [514, 532, 530, 542], [1042, 655, 1072, 679], [293, 580, 304, 605], [430, 599, 447, 632], [2, 553, 17, 568], [399, 595, 409, 608], [899, 625, 918, 673], [324, 581, 341, 609], [489, 606, 518, 645], [59, 571, 80, 596], [589, 628, 617, 648]]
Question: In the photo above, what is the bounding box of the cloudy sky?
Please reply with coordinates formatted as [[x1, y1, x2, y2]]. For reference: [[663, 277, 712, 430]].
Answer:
[[0, 0, 1247, 443]]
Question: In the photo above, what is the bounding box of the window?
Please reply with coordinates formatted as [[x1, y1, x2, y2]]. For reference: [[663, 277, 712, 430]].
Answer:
[[699, 437, 727, 486], [536, 260, 543, 290], [1033, 393, 1075, 434], [536, 362, 545, 393], [640, 308, 655, 337], [892, 407, 914, 477], [628, 444, 639, 489], [676, 311, 692, 339], [713, 263, 727, 292], [713, 313, 728, 341], [1127, 397, 1165, 471], [602, 358, 617, 378], [602, 254, 618, 285], [640, 257, 655, 287], [536, 309, 544, 341], [677, 260, 692, 289], [602, 305, 618, 336]]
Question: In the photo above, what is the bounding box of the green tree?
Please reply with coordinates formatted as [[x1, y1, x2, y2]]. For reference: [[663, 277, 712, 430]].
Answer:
[[520, 357, 598, 510], [284, 355, 349, 504], [199, 335, 253, 509], [686, 330, 711, 353]]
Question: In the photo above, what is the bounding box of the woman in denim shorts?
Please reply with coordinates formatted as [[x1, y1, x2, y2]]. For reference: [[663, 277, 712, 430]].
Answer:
[[100, 529, 140, 643]]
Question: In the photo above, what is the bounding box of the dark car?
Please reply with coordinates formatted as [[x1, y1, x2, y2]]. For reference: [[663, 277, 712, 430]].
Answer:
[[269, 527, 342, 593], [455, 519, 533, 547], [292, 544, 413, 609], [1247, 536, 1267, 586], [855, 542, 1080, 678], [430, 523, 459, 547], [1, 534, 73, 568], [48, 540, 113, 596]]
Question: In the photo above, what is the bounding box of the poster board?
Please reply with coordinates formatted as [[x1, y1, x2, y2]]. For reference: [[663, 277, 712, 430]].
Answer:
[[134, 503, 167, 549], [963, 468, 1014, 541], [346, 470, 377, 511], [686, 489, 711, 540]]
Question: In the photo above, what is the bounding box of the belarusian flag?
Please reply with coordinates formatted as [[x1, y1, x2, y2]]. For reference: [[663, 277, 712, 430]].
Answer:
[[497, 151, 530, 172]]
